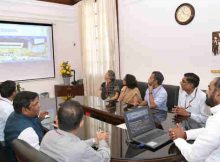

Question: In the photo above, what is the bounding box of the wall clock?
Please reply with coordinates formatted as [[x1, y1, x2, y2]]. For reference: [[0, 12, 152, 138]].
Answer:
[[175, 3, 195, 25]]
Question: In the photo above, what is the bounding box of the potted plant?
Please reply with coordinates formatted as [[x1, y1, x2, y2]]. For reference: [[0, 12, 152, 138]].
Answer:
[[60, 61, 72, 85]]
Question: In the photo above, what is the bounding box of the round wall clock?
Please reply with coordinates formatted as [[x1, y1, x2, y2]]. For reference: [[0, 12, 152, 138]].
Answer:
[[175, 3, 195, 25]]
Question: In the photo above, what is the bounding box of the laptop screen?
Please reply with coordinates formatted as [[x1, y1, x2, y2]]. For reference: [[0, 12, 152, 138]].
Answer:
[[124, 107, 155, 138]]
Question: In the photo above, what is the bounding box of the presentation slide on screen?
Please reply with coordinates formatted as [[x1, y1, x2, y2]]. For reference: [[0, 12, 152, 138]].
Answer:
[[0, 22, 55, 82], [0, 24, 52, 63]]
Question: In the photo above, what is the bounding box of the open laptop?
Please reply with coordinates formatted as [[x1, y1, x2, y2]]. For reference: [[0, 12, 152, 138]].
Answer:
[[124, 107, 171, 149]]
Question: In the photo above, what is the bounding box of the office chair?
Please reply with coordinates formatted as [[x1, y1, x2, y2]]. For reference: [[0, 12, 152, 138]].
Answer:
[[0, 142, 8, 162], [163, 84, 180, 111], [12, 139, 57, 162]]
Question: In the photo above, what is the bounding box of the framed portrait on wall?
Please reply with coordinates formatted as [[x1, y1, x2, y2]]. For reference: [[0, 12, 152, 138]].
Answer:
[[212, 32, 220, 56]]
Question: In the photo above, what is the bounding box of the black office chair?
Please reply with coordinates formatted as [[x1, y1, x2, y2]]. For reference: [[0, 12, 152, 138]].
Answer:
[[163, 84, 180, 111], [12, 139, 57, 162], [0, 142, 8, 162], [137, 81, 148, 100]]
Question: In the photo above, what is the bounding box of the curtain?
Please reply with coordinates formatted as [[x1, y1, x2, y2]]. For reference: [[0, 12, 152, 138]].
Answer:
[[80, 0, 120, 97]]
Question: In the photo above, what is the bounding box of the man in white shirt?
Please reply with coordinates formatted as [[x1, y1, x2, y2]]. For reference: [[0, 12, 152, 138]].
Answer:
[[169, 77, 220, 162], [4, 91, 48, 162], [172, 73, 209, 125], [0, 80, 16, 144]]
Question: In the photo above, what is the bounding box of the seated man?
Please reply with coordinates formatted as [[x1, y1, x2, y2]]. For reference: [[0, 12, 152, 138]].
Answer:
[[40, 100, 110, 162], [100, 70, 120, 100], [0, 80, 16, 146], [4, 91, 47, 162], [172, 73, 209, 125], [169, 77, 220, 162], [140, 71, 168, 124]]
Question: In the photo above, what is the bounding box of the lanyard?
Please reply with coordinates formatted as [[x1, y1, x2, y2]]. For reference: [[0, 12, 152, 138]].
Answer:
[[184, 88, 198, 109]]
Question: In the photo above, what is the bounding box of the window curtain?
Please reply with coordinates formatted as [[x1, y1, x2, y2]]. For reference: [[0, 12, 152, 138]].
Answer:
[[80, 0, 120, 97]]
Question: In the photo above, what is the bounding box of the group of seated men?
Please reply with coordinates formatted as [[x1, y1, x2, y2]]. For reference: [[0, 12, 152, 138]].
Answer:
[[100, 70, 220, 161], [0, 81, 110, 162], [100, 70, 209, 125], [0, 72, 220, 162]]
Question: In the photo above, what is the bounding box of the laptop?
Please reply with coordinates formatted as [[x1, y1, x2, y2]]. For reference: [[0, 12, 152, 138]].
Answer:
[[124, 107, 171, 149]]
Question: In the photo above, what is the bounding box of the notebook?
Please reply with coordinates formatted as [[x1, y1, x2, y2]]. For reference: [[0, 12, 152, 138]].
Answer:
[[124, 107, 171, 149]]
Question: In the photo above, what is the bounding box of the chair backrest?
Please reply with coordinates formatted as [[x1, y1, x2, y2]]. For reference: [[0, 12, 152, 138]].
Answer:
[[163, 84, 180, 111], [137, 81, 148, 99], [116, 79, 123, 90], [12, 139, 57, 162], [0, 142, 8, 162]]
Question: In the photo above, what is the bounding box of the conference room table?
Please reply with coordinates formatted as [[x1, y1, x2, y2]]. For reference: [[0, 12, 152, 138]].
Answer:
[[40, 96, 203, 162]]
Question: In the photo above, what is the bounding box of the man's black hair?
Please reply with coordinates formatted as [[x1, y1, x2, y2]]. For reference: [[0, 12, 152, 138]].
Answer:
[[152, 71, 164, 85], [184, 73, 200, 88], [0, 80, 16, 98], [58, 100, 84, 131], [13, 91, 38, 113]]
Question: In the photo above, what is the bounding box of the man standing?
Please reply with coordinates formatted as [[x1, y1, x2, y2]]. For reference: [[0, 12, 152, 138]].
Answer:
[[173, 73, 209, 125], [169, 77, 220, 162], [40, 100, 110, 162], [0, 80, 16, 145], [4, 91, 47, 162], [140, 71, 168, 124]]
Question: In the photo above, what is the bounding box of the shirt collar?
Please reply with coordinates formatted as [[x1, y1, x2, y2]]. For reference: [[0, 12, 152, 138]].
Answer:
[[153, 85, 162, 92], [210, 104, 220, 115], [186, 87, 198, 98], [56, 129, 79, 139], [0, 97, 13, 105]]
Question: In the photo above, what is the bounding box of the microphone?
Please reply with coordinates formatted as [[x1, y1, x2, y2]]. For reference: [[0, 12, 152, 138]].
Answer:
[[71, 69, 77, 85]]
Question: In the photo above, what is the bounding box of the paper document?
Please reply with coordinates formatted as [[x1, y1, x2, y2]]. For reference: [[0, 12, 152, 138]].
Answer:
[[116, 123, 127, 130]]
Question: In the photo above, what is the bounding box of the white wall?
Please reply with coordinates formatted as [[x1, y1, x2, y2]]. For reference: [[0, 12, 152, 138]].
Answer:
[[0, 0, 82, 97], [118, 0, 220, 89]]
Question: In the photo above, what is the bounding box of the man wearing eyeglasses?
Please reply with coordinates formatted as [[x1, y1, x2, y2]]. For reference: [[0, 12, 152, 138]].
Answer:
[[172, 73, 209, 125], [169, 77, 220, 162]]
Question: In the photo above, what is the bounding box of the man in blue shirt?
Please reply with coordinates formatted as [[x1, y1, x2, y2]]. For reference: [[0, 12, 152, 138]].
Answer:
[[140, 71, 168, 125]]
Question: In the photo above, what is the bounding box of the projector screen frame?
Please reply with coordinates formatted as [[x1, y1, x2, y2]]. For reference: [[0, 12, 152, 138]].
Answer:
[[0, 20, 56, 82]]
